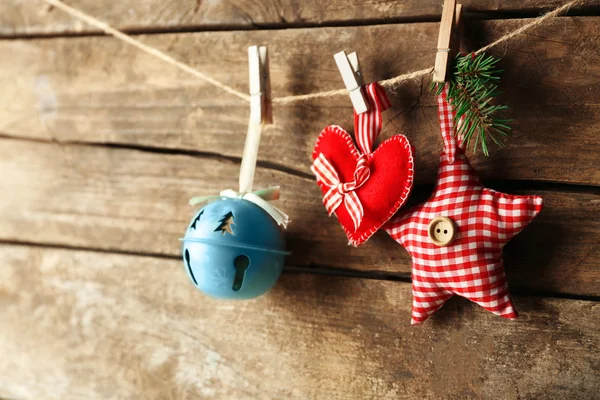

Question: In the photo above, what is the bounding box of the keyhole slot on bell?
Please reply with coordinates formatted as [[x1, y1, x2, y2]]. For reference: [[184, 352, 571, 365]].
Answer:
[[232, 255, 250, 291]]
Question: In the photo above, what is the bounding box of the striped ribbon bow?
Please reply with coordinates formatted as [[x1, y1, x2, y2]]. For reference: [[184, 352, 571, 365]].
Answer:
[[311, 153, 370, 231], [311, 82, 391, 231]]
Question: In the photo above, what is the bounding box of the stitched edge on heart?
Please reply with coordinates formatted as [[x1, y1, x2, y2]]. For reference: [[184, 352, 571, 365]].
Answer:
[[313, 125, 415, 246]]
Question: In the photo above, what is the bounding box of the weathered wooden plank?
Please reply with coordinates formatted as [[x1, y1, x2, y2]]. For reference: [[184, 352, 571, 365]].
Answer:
[[1, 138, 598, 296], [1, 18, 599, 185], [1, 0, 595, 35], [1, 244, 598, 399]]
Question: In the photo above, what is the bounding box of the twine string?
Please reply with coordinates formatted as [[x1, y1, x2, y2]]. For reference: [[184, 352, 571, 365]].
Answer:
[[41, 0, 251, 102], [474, 0, 581, 56], [42, 0, 582, 104]]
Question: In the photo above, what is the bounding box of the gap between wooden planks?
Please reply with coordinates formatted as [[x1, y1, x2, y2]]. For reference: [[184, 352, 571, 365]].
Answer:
[[0, 6, 599, 399], [0, 138, 598, 297], [0, 244, 599, 400], [0, 18, 599, 185], [1, 0, 598, 36]]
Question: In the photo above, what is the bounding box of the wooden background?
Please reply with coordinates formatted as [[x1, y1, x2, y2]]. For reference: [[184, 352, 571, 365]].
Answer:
[[1, 1, 599, 399]]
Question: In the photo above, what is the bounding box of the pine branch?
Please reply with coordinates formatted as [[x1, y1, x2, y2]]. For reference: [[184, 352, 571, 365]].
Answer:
[[433, 53, 512, 156]]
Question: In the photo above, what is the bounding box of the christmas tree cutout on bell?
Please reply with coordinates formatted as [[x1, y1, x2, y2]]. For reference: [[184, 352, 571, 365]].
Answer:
[[214, 212, 235, 236]]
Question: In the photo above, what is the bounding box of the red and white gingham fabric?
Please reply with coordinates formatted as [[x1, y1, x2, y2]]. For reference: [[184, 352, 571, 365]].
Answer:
[[311, 83, 391, 231], [384, 84, 544, 325], [355, 83, 392, 155], [437, 86, 459, 163]]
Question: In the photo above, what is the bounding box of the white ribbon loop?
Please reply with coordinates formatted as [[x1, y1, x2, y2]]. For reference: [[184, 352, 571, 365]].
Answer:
[[189, 186, 289, 229], [311, 153, 369, 232]]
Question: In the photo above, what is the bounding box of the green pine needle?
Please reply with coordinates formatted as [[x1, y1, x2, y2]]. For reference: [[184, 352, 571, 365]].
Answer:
[[433, 53, 512, 156]]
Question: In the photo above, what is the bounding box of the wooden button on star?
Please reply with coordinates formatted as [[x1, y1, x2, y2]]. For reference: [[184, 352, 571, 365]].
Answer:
[[428, 216, 456, 247]]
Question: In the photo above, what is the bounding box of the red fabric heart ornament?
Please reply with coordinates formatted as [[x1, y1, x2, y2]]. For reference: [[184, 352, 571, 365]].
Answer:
[[311, 83, 414, 246]]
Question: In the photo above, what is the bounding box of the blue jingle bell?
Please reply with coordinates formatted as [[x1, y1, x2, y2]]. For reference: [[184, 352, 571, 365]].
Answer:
[[183, 45, 288, 299], [182, 197, 288, 299]]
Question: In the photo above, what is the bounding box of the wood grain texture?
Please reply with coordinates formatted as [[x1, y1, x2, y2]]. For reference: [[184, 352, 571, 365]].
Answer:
[[2, 0, 596, 35], [1, 17, 599, 185], [1, 138, 598, 296], [1, 245, 599, 399], [1, 3, 599, 398]]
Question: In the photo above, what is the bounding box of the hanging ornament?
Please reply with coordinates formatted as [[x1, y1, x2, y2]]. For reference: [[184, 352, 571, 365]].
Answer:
[[183, 189, 288, 299], [182, 46, 289, 299], [384, 86, 543, 325], [311, 82, 414, 246]]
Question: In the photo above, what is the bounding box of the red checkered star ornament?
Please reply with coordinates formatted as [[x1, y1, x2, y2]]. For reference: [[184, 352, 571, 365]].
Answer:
[[384, 86, 543, 325]]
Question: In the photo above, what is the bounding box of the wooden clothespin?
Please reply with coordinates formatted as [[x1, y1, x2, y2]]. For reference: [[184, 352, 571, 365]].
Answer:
[[334, 50, 369, 114], [239, 45, 272, 193], [433, 0, 463, 83], [248, 45, 272, 125]]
